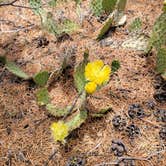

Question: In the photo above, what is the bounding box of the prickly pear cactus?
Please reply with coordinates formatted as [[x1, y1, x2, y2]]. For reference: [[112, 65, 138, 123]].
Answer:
[[6, 61, 29, 79], [156, 47, 166, 73], [90, 0, 117, 16], [46, 104, 72, 117], [90, 0, 103, 16], [96, 0, 127, 40], [148, 12, 166, 51], [122, 34, 149, 51], [66, 110, 88, 132], [102, 0, 117, 14], [147, 8, 166, 77], [74, 50, 89, 93]]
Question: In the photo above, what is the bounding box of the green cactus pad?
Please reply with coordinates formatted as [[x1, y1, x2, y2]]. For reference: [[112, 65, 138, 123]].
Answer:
[[36, 88, 50, 106]]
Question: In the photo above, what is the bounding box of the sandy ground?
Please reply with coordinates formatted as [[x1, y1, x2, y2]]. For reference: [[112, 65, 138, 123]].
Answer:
[[0, 0, 165, 166]]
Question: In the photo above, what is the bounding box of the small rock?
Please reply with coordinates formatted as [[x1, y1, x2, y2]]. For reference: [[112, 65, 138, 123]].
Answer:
[[100, 38, 114, 47]]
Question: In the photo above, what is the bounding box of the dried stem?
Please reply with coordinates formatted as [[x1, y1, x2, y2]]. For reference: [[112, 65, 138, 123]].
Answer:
[[0, 0, 38, 9], [95, 150, 166, 166], [44, 150, 57, 166], [0, 0, 18, 7], [140, 118, 161, 128], [62, 91, 83, 120], [0, 24, 35, 34]]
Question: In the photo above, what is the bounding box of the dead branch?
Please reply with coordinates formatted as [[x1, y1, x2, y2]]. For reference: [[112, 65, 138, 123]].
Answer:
[[44, 150, 57, 166], [0, 24, 35, 34], [140, 118, 161, 128], [0, 0, 18, 7], [62, 91, 84, 120], [0, 0, 38, 9], [95, 149, 166, 166]]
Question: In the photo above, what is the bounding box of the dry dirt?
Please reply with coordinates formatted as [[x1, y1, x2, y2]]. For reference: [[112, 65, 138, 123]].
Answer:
[[0, 0, 166, 166]]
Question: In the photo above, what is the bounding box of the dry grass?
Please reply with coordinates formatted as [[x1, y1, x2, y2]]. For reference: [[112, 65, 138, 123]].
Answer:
[[0, 0, 165, 166]]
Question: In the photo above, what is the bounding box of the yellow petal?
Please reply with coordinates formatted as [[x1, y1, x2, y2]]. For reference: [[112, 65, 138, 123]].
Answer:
[[50, 121, 69, 142], [85, 60, 104, 82], [93, 60, 104, 69], [95, 65, 111, 85], [85, 60, 111, 86], [85, 81, 97, 94]]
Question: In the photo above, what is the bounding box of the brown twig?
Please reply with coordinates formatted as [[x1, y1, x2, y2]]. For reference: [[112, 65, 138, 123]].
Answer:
[[90, 95, 104, 100], [34, 117, 48, 129], [0, 0, 39, 9], [0, 67, 6, 77], [6, 150, 13, 166], [95, 150, 166, 166], [62, 91, 83, 120], [96, 156, 152, 166], [147, 149, 166, 160], [0, 24, 35, 34], [140, 118, 161, 128], [44, 150, 57, 166], [0, 0, 18, 7], [0, 19, 17, 27]]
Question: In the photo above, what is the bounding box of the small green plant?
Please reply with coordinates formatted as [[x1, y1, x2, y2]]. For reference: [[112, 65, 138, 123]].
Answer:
[[129, 17, 142, 32]]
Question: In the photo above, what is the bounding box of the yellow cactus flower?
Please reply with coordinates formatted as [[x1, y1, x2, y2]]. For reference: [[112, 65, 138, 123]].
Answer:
[[85, 60, 104, 83], [94, 65, 111, 85], [85, 60, 111, 87], [85, 81, 97, 94], [50, 121, 69, 142]]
